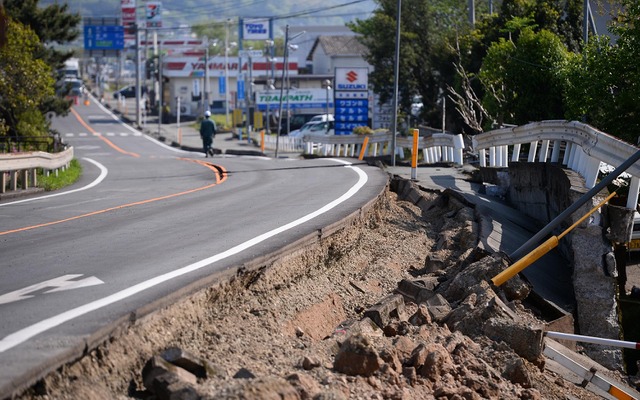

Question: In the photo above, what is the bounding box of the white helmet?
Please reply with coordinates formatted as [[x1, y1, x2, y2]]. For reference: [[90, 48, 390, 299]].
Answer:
[[204, 110, 211, 117]]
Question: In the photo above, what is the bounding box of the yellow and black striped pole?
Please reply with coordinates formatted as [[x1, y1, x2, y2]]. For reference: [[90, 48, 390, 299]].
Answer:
[[492, 190, 618, 286]]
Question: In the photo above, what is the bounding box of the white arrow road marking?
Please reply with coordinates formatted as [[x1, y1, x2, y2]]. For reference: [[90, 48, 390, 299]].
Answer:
[[0, 274, 104, 305]]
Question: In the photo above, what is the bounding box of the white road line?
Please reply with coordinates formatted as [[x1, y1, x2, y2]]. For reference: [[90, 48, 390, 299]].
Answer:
[[88, 92, 191, 154], [0, 160, 368, 352], [0, 158, 108, 207]]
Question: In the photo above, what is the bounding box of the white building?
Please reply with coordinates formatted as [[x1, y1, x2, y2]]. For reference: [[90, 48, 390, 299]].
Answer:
[[159, 29, 381, 129]]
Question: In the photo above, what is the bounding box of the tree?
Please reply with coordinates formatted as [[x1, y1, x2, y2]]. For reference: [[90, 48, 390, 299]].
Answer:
[[349, 0, 470, 132], [4, 0, 80, 119], [479, 25, 571, 126], [563, 0, 640, 144], [4, 0, 80, 69], [0, 18, 55, 140], [444, 0, 585, 133]]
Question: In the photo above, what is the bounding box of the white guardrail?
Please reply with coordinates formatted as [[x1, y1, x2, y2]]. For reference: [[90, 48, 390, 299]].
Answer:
[[0, 147, 74, 194], [253, 130, 465, 164], [472, 120, 640, 209], [303, 131, 465, 164]]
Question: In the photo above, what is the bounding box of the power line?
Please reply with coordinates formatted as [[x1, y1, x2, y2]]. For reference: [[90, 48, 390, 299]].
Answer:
[[165, 0, 373, 27]]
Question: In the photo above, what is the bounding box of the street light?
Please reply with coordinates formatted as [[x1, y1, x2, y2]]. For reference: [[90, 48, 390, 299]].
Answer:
[[323, 79, 332, 134], [265, 39, 275, 135], [275, 25, 305, 158], [225, 19, 231, 127], [203, 36, 216, 115], [266, 80, 275, 134], [286, 43, 298, 136]]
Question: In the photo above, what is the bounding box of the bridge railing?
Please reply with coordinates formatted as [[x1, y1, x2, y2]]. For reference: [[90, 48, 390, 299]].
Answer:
[[472, 120, 640, 209], [0, 147, 74, 194], [302, 131, 465, 164]]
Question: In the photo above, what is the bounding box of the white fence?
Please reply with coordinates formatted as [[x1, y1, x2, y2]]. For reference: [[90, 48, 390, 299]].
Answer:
[[473, 120, 640, 209], [0, 147, 74, 193], [301, 131, 464, 164], [249, 130, 465, 164]]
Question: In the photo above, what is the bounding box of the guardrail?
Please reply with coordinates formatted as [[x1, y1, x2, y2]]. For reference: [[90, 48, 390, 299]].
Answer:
[[0, 147, 74, 194], [257, 133, 304, 153], [301, 131, 465, 164], [472, 120, 640, 209], [249, 129, 465, 163]]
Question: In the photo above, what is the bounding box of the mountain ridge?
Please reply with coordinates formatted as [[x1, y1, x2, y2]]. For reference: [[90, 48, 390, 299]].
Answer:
[[38, 0, 377, 36]]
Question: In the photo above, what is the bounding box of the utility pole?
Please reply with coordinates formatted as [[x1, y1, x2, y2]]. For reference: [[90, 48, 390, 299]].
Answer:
[[135, 23, 142, 127], [225, 19, 230, 127], [275, 25, 290, 158], [157, 41, 163, 137], [391, 0, 401, 166], [204, 36, 210, 114]]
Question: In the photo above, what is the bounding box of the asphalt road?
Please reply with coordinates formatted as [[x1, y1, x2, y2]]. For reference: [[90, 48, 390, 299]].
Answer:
[[0, 100, 388, 397]]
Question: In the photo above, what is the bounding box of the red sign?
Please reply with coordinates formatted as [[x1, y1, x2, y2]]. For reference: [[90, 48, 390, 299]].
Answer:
[[122, 7, 136, 22]]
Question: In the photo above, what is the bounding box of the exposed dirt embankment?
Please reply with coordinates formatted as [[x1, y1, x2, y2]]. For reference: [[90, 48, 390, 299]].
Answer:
[[18, 180, 629, 400]]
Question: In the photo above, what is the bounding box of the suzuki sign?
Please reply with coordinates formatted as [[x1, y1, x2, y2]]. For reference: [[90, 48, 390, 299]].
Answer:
[[335, 67, 368, 91]]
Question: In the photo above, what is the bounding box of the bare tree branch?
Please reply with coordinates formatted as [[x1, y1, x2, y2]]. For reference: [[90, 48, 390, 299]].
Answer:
[[446, 36, 491, 134]]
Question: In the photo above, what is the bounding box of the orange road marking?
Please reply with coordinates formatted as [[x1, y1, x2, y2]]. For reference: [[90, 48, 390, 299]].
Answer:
[[69, 107, 140, 158], [0, 160, 227, 236]]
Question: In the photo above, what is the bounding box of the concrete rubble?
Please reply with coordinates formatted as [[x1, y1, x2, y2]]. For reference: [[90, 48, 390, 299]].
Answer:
[[132, 177, 638, 400]]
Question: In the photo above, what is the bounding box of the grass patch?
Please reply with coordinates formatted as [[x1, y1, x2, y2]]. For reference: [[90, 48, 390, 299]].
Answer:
[[192, 115, 233, 132], [37, 158, 82, 191]]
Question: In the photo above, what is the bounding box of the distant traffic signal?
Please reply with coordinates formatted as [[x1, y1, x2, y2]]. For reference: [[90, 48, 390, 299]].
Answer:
[[145, 56, 159, 80]]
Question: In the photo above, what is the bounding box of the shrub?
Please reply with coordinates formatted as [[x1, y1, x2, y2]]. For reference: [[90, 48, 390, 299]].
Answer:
[[352, 126, 373, 135]]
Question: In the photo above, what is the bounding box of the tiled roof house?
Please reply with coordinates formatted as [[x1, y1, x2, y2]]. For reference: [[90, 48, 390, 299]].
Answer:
[[307, 35, 371, 76]]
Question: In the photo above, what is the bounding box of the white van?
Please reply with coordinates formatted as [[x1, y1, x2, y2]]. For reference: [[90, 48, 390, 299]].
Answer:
[[63, 58, 80, 79]]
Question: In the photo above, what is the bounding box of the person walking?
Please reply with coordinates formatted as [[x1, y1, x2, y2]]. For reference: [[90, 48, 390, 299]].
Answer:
[[200, 110, 217, 157]]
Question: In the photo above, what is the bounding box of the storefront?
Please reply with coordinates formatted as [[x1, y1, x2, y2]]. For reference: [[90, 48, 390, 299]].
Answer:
[[161, 54, 298, 118]]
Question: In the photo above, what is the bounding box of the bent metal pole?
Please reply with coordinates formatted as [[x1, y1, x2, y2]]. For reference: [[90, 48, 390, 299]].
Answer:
[[509, 149, 640, 262], [492, 190, 617, 286], [545, 331, 640, 350]]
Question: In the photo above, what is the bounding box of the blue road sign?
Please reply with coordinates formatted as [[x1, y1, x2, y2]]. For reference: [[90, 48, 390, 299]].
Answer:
[[219, 76, 226, 95], [84, 25, 125, 50], [237, 80, 245, 100]]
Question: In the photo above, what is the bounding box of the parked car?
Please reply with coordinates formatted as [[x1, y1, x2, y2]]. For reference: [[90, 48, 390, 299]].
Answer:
[[288, 120, 335, 138], [288, 113, 326, 132], [309, 114, 334, 123], [113, 85, 147, 99]]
